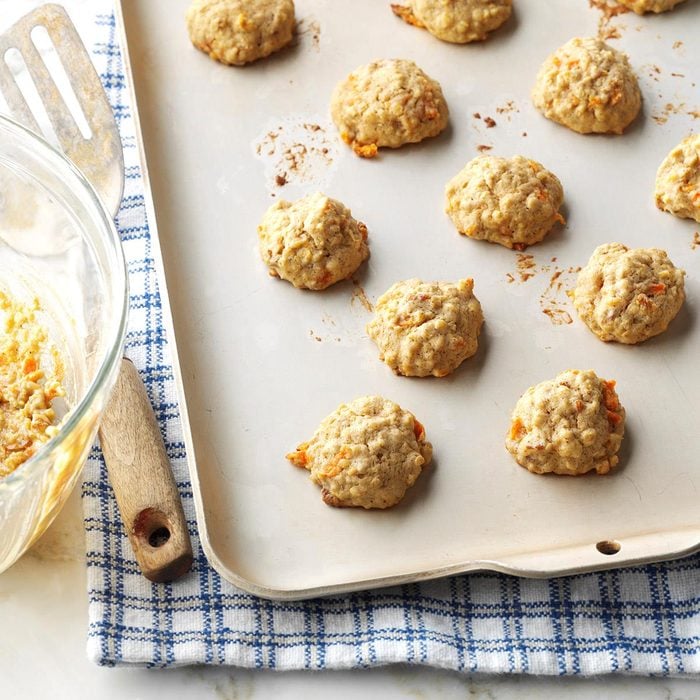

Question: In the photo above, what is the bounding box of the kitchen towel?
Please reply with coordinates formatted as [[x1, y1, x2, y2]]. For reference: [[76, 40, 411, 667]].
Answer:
[[81, 4, 700, 675]]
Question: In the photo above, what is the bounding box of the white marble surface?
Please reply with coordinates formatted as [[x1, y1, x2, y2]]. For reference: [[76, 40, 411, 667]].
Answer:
[[1, 491, 698, 699]]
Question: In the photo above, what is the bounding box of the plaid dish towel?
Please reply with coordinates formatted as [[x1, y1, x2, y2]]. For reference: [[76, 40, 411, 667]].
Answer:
[[76, 3, 700, 674]]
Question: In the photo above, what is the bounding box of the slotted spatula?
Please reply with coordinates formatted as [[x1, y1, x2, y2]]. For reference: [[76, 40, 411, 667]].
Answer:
[[0, 4, 192, 583]]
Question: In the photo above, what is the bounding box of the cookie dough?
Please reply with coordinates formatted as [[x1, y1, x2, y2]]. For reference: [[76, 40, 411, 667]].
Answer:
[[444, 155, 565, 250], [654, 133, 700, 223], [391, 0, 512, 43], [506, 369, 625, 476], [258, 192, 369, 290], [185, 0, 295, 66], [367, 278, 483, 377], [532, 37, 641, 134], [616, 0, 688, 12], [573, 243, 685, 344], [287, 395, 433, 509], [330, 58, 449, 158]]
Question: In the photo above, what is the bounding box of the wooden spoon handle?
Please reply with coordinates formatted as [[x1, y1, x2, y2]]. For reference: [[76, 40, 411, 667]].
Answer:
[[98, 357, 193, 583]]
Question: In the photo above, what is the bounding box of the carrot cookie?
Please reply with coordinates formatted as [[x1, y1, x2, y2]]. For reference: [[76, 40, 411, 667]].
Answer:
[[366, 278, 483, 377], [287, 395, 432, 509], [506, 369, 625, 476], [573, 243, 685, 344], [258, 193, 369, 290], [391, 0, 512, 43], [616, 0, 688, 12], [532, 37, 641, 134], [330, 59, 449, 158], [185, 0, 295, 66], [445, 155, 564, 250], [654, 134, 700, 223]]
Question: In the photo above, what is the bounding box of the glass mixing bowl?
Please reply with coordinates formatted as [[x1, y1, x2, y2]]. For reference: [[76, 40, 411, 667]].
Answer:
[[0, 115, 128, 573]]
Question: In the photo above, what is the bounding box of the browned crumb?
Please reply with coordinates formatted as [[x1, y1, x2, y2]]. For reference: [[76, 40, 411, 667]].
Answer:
[[588, 0, 629, 40], [522, 131, 528, 137], [692, 232, 700, 250], [477, 144, 493, 152], [484, 116, 497, 128], [391, 3, 425, 27], [351, 279, 373, 312], [673, 40, 683, 50], [275, 174, 287, 186], [297, 18, 321, 51], [496, 100, 518, 115], [473, 112, 481, 120]]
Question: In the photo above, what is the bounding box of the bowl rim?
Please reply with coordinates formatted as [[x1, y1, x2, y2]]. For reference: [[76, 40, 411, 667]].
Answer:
[[0, 113, 129, 489]]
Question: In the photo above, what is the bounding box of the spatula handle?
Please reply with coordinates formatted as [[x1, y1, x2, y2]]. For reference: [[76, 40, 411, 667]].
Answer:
[[98, 358, 193, 583]]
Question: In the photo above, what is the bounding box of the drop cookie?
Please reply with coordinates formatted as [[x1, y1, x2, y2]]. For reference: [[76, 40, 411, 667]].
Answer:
[[573, 243, 685, 344], [532, 37, 641, 134], [654, 133, 700, 223], [287, 395, 433, 509], [391, 0, 512, 43], [445, 155, 564, 250], [185, 0, 295, 66], [616, 0, 688, 12], [506, 369, 625, 476], [367, 278, 483, 377], [258, 192, 369, 290], [330, 58, 449, 158]]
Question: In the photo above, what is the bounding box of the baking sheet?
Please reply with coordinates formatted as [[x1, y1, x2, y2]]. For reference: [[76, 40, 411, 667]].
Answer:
[[118, 0, 700, 599]]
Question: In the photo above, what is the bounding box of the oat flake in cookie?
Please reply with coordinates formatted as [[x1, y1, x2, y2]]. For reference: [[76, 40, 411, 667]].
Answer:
[[391, 0, 512, 43], [258, 192, 369, 290], [444, 155, 564, 250], [616, 0, 688, 13], [367, 278, 483, 377], [532, 37, 641, 135], [330, 59, 449, 158], [655, 134, 700, 223], [506, 369, 625, 476], [185, 0, 295, 66], [573, 243, 685, 344], [287, 396, 433, 509]]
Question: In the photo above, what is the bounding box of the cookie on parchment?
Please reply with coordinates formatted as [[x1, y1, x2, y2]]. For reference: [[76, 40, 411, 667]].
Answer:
[[444, 155, 564, 250], [391, 0, 512, 43], [654, 133, 700, 223], [257, 192, 369, 290], [506, 369, 625, 476], [532, 37, 641, 134], [616, 0, 688, 13], [186, 0, 295, 66], [330, 59, 449, 158], [573, 243, 685, 344], [366, 278, 483, 377], [287, 395, 433, 509]]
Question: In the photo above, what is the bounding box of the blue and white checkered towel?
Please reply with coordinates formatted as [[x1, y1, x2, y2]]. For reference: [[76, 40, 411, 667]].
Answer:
[[79, 3, 700, 674]]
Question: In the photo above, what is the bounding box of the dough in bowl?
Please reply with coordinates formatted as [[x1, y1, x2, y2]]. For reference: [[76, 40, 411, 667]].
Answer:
[[330, 58, 449, 158], [367, 278, 483, 377], [532, 37, 641, 134], [573, 243, 685, 344], [258, 192, 369, 290], [391, 0, 512, 43], [287, 395, 433, 509], [186, 0, 295, 65], [445, 155, 564, 250], [506, 369, 625, 476]]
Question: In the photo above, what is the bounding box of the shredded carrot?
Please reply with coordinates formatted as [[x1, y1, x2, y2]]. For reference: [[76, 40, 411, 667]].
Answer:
[[286, 442, 309, 468], [509, 418, 526, 440], [413, 418, 425, 442], [353, 142, 378, 159], [22, 356, 37, 374], [575, 400, 584, 412], [607, 410, 623, 426], [602, 380, 619, 412], [647, 283, 666, 295]]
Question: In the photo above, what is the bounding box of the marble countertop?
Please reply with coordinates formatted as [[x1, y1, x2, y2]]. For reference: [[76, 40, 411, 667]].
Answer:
[[0, 490, 697, 699]]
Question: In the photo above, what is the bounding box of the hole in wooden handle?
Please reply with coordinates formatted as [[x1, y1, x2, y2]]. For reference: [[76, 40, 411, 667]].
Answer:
[[596, 540, 621, 555], [133, 508, 172, 549]]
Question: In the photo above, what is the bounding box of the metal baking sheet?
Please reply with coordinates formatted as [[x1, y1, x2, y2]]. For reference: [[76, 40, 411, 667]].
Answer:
[[117, 0, 700, 599]]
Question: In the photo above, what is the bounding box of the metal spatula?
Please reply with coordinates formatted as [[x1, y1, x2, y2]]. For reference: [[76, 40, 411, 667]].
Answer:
[[0, 4, 192, 583]]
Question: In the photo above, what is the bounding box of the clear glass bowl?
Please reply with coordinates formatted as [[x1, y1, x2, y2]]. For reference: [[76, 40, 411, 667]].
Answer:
[[0, 115, 128, 573]]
